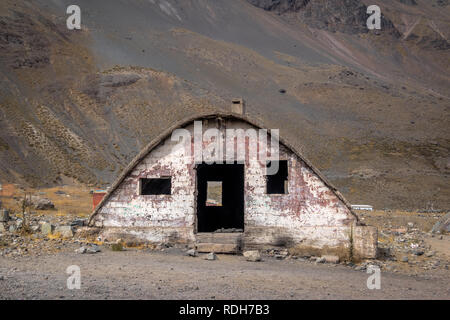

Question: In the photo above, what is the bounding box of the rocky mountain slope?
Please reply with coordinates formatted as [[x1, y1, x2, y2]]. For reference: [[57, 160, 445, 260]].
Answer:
[[0, 0, 449, 210]]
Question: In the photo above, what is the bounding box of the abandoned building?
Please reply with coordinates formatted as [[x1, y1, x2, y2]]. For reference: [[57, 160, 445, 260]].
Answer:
[[89, 103, 377, 259]]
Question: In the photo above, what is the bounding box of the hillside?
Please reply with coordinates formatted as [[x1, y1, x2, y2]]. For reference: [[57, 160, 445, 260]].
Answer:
[[0, 0, 449, 210]]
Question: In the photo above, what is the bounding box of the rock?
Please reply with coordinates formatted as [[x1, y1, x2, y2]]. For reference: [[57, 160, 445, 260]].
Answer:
[[431, 213, 450, 234], [54, 226, 73, 238], [425, 251, 435, 257], [186, 249, 197, 257], [70, 219, 86, 227], [15, 219, 23, 228], [8, 225, 16, 232], [0, 209, 9, 222], [30, 225, 40, 232], [412, 249, 424, 256], [41, 222, 54, 235], [407, 222, 414, 228], [204, 252, 217, 261], [392, 227, 407, 234], [33, 197, 55, 210], [75, 245, 97, 254], [279, 250, 288, 257], [315, 257, 326, 264], [321, 255, 340, 264], [243, 250, 261, 262], [0, 223, 5, 233], [86, 245, 101, 254], [75, 246, 87, 254], [401, 256, 409, 263]]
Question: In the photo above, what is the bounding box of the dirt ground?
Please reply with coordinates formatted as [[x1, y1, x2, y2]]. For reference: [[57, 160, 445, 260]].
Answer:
[[0, 247, 448, 300], [0, 184, 449, 299]]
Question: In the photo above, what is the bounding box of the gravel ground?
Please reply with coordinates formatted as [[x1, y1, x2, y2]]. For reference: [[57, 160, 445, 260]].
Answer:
[[0, 248, 449, 300]]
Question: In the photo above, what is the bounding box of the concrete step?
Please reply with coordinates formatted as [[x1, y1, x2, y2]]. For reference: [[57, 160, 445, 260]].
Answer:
[[196, 232, 243, 253], [196, 232, 243, 244], [196, 242, 239, 253]]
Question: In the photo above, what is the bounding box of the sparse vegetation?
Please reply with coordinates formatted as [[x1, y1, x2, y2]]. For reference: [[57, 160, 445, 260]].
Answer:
[[111, 243, 124, 251]]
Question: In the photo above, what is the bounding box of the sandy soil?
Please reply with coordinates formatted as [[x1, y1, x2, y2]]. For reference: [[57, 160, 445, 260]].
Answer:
[[0, 248, 448, 300]]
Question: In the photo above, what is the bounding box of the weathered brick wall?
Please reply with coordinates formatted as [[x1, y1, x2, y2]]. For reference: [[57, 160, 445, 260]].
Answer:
[[93, 118, 357, 250]]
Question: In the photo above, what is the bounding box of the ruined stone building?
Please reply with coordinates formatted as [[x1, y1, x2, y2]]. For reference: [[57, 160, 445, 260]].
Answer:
[[89, 105, 377, 259]]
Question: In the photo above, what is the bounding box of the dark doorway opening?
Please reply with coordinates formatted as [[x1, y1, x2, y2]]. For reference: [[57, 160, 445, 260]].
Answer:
[[196, 163, 244, 232]]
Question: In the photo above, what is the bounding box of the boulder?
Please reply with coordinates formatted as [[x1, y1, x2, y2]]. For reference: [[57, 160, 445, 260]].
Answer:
[[41, 222, 54, 235], [54, 226, 73, 238], [33, 197, 55, 210], [431, 213, 450, 234], [243, 250, 261, 262], [75, 246, 87, 254], [76, 245, 100, 254], [186, 249, 197, 257], [315, 257, 326, 263], [204, 252, 217, 261], [86, 245, 101, 254]]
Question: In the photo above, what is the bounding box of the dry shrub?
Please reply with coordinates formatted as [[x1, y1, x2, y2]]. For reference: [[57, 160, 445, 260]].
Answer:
[[111, 243, 124, 251]]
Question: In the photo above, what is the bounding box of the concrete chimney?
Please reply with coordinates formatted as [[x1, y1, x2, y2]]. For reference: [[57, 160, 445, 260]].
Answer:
[[231, 98, 245, 115]]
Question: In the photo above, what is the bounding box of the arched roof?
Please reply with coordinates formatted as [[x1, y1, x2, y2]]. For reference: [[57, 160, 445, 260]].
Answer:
[[89, 111, 358, 225]]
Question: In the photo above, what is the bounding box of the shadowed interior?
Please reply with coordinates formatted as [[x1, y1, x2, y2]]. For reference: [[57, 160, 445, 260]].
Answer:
[[196, 163, 244, 232]]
